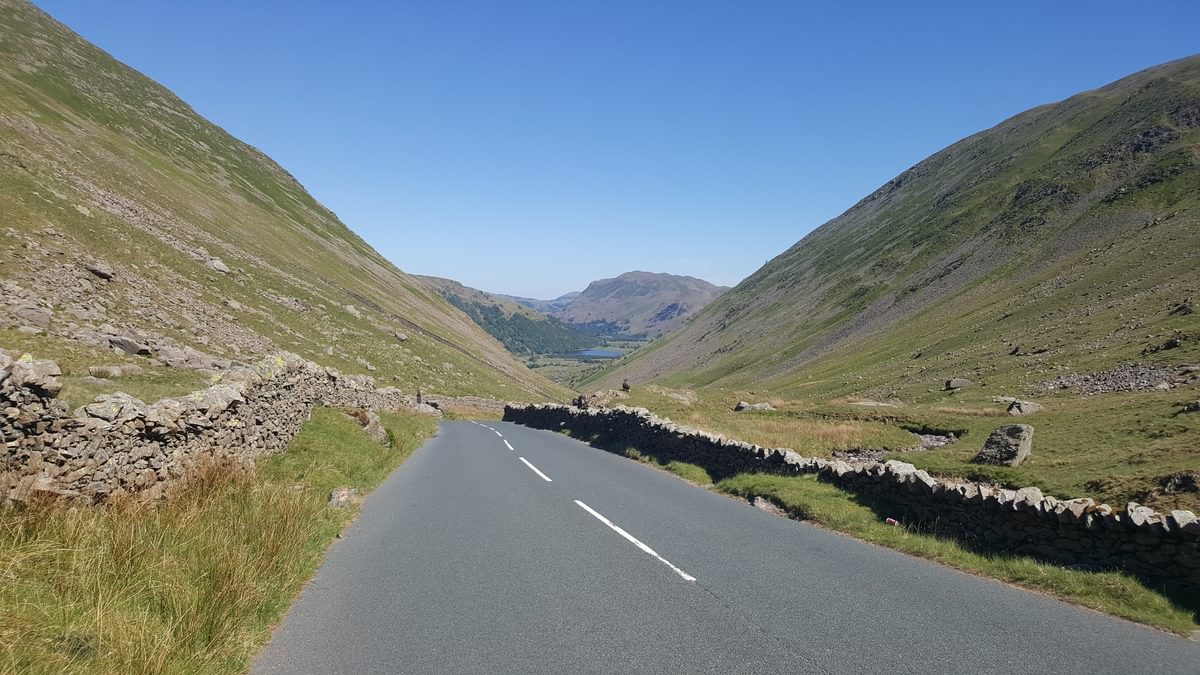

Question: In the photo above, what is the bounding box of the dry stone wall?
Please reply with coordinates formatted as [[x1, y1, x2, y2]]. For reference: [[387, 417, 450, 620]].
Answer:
[[504, 404, 1200, 585], [2, 350, 427, 502]]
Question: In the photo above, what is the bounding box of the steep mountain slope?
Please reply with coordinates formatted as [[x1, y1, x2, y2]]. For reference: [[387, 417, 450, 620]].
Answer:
[[553, 271, 728, 338], [594, 56, 1200, 396], [500, 291, 582, 314], [415, 275, 597, 355], [0, 0, 567, 401]]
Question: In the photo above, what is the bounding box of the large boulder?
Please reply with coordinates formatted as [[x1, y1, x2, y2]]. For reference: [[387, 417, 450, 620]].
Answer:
[[84, 261, 114, 280], [9, 356, 63, 397], [363, 411, 389, 445], [207, 258, 232, 274], [109, 335, 151, 356], [944, 378, 971, 391], [734, 401, 775, 412], [974, 424, 1034, 467], [1006, 399, 1044, 416]]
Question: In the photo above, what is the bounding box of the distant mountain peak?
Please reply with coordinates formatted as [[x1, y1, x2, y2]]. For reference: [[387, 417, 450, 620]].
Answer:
[[552, 271, 728, 338]]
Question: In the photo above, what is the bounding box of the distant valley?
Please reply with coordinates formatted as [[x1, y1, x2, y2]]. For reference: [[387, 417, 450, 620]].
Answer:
[[419, 271, 729, 385]]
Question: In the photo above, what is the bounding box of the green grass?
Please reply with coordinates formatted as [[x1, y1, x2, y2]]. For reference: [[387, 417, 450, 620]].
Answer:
[[718, 473, 1199, 634], [0, 407, 437, 674], [603, 384, 1200, 513], [583, 57, 1200, 514], [0, 1, 570, 404], [621, 447, 714, 485]]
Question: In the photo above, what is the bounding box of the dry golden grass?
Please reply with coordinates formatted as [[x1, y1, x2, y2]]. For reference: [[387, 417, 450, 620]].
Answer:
[[0, 407, 437, 674], [931, 406, 1009, 417]]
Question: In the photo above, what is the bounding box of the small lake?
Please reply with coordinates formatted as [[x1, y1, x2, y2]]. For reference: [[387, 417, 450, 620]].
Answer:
[[565, 349, 623, 359]]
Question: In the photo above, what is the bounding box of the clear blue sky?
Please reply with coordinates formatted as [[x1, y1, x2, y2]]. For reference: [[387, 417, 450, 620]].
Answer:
[[36, 1, 1200, 298]]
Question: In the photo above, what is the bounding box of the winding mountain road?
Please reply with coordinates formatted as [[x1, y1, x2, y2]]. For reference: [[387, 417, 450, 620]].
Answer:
[[253, 421, 1199, 674]]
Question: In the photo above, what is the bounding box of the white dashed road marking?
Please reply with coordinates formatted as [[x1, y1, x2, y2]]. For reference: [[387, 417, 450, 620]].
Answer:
[[503, 440, 514, 451], [518, 456, 553, 482], [574, 500, 696, 582]]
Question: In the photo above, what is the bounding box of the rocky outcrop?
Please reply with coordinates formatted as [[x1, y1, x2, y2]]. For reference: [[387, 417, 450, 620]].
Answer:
[[503, 404, 1199, 584], [974, 424, 1034, 467], [2, 351, 423, 503]]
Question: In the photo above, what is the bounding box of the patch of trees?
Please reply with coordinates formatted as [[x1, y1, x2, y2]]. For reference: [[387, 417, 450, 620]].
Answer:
[[446, 299, 599, 355]]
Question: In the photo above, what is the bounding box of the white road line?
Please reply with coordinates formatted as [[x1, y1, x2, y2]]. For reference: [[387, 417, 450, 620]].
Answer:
[[503, 440, 514, 451], [518, 456, 553, 482], [574, 500, 696, 582], [494, 430, 503, 438]]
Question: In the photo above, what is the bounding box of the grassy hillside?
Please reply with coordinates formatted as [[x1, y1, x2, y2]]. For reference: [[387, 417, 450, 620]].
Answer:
[[415, 275, 597, 356], [553, 271, 728, 338], [590, 56, 1200, 511], [596, 55, 1199, 394], [0, 0, 567, 402]]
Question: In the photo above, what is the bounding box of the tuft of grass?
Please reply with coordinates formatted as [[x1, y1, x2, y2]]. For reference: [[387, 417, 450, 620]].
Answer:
[[717, 473, 1199, 634], [0, 407, 436, 674]]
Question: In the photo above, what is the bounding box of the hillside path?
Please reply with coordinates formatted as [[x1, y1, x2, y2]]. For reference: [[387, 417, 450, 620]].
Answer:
[[252, 421, 1200, 674]]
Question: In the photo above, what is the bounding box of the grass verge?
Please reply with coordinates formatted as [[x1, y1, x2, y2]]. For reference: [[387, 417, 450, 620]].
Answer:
[[622, 447, 714, 486], [0, 406, 437, 674], [717, 472, 1199, 634]]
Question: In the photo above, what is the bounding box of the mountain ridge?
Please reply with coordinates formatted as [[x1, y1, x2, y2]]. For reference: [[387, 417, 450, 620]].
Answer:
[[550, 270, 729, 338], [592, 54, 1200, 394], [0, 0, 567, 401]]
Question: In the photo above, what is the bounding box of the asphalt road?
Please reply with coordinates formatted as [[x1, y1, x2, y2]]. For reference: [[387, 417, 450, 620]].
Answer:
[[253, 421, 1199, 674]]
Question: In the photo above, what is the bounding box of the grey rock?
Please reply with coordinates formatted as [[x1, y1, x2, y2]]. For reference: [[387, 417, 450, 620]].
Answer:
[[84, 261, 114, 280], [944, 378, 971, 390], [109, 336, 151, 356], [1168, 510, 1196, 531], [393, 332, 408, 342], [734, 401, 775, 412], [10, 357, 63, 397], [1013, 486, 1044, 509], [158, 345, 217, 371], [145, 398, 191, 432], [1124, 502, 1157, 527], [974, 424, 1034, 467], [207, 258, 232, 274], [1006, 400, 1043, 416], [188, 384, 245, 417], [79, 392, 148, 422], [413, 403, 443, 417], [1064, 498, 1095, 520], [328, 487, 360, 508], [12, 304, 51, 328], [363, 412, 389, 445]]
